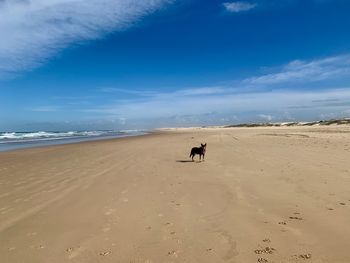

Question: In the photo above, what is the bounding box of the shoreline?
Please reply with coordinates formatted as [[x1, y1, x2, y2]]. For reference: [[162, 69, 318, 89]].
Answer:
[[1, 125, 350, 262], [0, 131, 149, 153], [2, 118, 350, 153]]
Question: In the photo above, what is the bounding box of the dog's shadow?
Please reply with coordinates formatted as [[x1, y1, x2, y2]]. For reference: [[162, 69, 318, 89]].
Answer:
[[176, 160, 202, 163]]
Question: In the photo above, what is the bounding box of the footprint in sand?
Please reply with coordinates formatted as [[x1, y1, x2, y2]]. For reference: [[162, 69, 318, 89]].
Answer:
[[258, 258, 268, 263], [99, 251, 111, 256], [278, 221, 287, 225], [31, 244, 45, 249], [171, 201, 181, 206], [299, 254, 312, 259], [167, 250, 179, 257], [339, 202, 346, 206], [262, 238, 271, 243], [66, 246, 85, 259], [289, 216, 303, 220], [254, 247, 276, 255], [292, 254, 312, 260]]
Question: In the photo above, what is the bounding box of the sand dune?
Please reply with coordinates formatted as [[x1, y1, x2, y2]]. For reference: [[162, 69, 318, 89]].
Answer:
[[1, 126, 350, 263]]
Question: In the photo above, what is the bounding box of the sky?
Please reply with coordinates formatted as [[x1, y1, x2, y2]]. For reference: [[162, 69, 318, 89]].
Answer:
[[1, 0, 350, 131]]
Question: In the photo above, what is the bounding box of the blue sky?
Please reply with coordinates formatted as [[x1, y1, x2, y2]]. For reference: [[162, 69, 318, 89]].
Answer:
[[1, 0, 350, 131]]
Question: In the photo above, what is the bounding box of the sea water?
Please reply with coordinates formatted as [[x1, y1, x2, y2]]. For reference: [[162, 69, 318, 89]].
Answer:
[[0, 130, 146, 152]]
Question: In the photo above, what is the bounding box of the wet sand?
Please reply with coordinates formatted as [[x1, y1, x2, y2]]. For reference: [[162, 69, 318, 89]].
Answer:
[[1, 126, 350, 263]]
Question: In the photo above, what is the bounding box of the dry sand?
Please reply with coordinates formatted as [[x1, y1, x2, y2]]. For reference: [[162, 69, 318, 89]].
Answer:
[[1, 126, 350, 263]]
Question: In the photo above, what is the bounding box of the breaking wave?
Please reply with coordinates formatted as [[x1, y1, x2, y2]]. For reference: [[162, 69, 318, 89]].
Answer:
[[0, 130, 136, 143]]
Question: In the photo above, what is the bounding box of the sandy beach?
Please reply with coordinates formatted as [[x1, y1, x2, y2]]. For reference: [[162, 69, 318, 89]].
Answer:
[[1, 126, 350, 263]]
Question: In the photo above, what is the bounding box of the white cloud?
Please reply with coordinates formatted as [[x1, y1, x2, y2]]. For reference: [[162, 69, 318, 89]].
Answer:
[[19, 52, 350, 128], [258, 114, 273, 121], [174, 87, 227, 96], [100, 86, 227, 97], [83, 53, 350, 126], [84, 86, 350, 125], [245, 54, 350, 85], [100, 87, 157, 97], [31, 106, 60, 112], [223, 1, 257, 13], [0, 0, 170, 78]]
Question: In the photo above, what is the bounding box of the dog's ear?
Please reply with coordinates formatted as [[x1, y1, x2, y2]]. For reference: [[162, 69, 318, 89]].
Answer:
[[204, 143, 207, 146], [201, 143, 204, 147]]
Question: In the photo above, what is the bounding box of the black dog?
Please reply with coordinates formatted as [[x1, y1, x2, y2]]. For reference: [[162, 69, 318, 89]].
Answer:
[[189, 143, 207, 162]]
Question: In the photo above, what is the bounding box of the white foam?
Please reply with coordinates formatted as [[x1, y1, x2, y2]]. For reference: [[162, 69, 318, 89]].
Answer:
[[0, 130, 122, 142]]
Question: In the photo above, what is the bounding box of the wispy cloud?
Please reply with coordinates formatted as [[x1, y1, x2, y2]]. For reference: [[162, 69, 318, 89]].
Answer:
[[84, 85, 350, 126], [171, 87, 227, 96], [30, 106, 60, 112], [245, 54, 350, 85], [100, 86, 227, 97], [21, 53, 350, 128], [223, 1, 257, 13], [0, 0, 170, 78], [78, 53, 350, 127], [99, 87, 157, 97]]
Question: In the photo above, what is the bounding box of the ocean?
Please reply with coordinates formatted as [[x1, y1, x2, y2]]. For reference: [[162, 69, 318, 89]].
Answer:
[[0, 130, 146, 152]]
